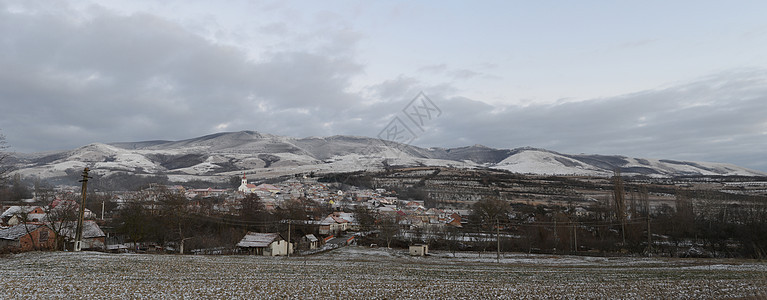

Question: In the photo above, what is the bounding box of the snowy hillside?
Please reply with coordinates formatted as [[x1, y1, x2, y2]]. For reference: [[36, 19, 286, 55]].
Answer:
[[492, 148, 764, 177], [494, 149, 606, 176], [9, 131, 766, 182]]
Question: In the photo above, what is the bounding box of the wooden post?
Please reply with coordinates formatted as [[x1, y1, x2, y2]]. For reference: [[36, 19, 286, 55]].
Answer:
[[75, 167, 91, 252], [553, 215, 557, 254], [287, 220, 291, 257], [647, 216, 652, 257], [496, 218, 500, 263], [573, 223, 578, 253]]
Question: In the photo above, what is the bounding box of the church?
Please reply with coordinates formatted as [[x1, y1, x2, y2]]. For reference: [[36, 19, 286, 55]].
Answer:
[[238, 173, 257, 194]]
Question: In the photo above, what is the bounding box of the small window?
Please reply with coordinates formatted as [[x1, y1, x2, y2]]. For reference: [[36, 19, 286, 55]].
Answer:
[[39, 229, 49, 243]]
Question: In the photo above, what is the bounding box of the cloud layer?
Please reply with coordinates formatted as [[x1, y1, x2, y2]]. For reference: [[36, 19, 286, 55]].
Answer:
[[1, 2, 765, 172]]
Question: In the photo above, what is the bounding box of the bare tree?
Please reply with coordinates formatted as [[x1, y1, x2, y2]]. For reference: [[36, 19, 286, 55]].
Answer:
[[612, 169, 627, 246], [353, 205, 378, 232], [17, 209, 40, 251], [157, 189, 189, 250], [377, 214, 399, 248], [115, 198, 153, 247], [469, 197, 510, 231], [43, 195, 80, 251], [0, 131, 10, 183], [444, 226, 463, 257], [240, 193, 265, 222]]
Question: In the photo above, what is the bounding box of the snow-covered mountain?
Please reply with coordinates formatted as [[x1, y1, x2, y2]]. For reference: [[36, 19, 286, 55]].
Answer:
[[10, 130, 766, 182]]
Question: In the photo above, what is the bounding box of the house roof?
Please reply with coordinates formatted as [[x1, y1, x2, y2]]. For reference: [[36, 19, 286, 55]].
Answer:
[[255, 184, 280, 192], [50, 199, 78, 209], [59, 220, 106, 239], [319, 214, 350, 225], [304, 234, 318, 242], [319, 216, 337, 225], [236, 232, 281, 248], [26, 213, 47, 222], [334, 212, 356, 224], [1, 206, 43, 219], [0, 223, 43, 241], [426, 208, 444, 215]]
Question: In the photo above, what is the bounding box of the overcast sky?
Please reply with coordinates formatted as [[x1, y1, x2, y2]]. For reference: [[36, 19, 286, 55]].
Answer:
[[1, 0, 766, 172]]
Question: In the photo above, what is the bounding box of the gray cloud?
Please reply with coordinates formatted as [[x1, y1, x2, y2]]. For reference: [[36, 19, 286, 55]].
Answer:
[[0, 3, 363, 150], [1, 3, 765, 173], [412, 69, 767, 171]]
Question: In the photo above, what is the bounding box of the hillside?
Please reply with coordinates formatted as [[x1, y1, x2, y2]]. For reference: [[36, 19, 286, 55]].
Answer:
[[9, 130, 765, 183]]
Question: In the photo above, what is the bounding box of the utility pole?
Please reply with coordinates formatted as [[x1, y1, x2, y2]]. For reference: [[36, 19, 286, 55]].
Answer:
[[553, 215, 558, 254], [496, 218, 500, 263], [75, 167, 91, 252], [646, 215, 652, 257], [287, 220, 291, 257], [180, 237, 192, 255], [573, 223, 578, 253], [101, 200, 105, 220]]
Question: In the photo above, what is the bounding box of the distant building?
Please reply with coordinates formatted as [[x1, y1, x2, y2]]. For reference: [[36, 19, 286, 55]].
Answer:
[[1, 206, 46, 226], [318, 212, 357, 235], [238, 173, 257, 194], [0, 224, 55, 251], [188, 188, 228, 198], [60, 220, 106, 250], [303, 234, 319, 250], [409, 244, 428, 256], [236, 232, 293, 256]]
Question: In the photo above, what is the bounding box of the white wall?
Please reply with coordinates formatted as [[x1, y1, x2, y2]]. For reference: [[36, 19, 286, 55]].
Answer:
[[268, 240, 294, 256]]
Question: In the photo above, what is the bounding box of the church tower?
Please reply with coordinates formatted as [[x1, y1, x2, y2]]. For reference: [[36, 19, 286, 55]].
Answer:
[[238, 173, 249, 193]]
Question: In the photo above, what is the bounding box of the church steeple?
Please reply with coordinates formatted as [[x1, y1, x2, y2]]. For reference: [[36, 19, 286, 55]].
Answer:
[[238, 173, 249, 193]]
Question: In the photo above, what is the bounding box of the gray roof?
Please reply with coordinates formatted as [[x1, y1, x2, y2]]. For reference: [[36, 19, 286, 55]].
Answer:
[[236, 232, 281, 248], [0, 224, 43, 241], [0, 221, 105, 241], [59, 221, 106, 239], [304, 234, 318, 242], [1, 206, 43, 218]]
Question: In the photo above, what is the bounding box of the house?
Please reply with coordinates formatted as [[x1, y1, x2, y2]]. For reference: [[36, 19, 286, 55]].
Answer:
[[0, 223, 56, 251], [446, 213, 463, 228], [409, 244, 428, 256], [1, 206, 46, 226], [59, 220, 106, 250], [255, 184, 281, 195], [236, 232, 293, 256], [319, 214, 350, 235], [332, 212, 358, 230], [303, 234, 319, 250], [188, 188, 228, 198]]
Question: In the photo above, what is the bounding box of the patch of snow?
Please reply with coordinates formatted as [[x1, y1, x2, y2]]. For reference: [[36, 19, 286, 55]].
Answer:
[[493, 149, 606, 176]]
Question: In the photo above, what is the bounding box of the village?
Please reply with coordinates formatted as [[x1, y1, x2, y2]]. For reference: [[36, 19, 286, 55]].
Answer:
[[2, 167, 767, 260], [0, 172, 466, 257]]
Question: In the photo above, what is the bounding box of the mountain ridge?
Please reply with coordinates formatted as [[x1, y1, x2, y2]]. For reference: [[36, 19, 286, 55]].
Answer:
[[9, 130, 766, 183]]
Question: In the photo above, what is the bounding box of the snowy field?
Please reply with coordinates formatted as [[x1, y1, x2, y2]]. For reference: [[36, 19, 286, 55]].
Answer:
[[1, 247, 766, 299]]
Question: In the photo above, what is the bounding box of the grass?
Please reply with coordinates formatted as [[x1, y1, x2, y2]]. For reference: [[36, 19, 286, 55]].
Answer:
[[0, 248, 766, 299]]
